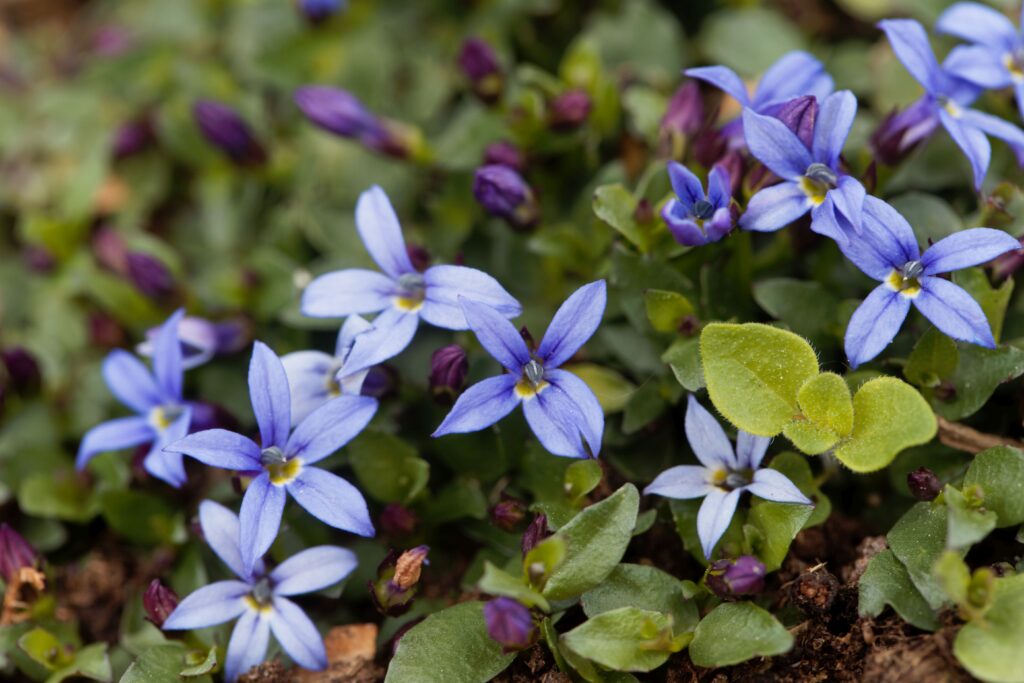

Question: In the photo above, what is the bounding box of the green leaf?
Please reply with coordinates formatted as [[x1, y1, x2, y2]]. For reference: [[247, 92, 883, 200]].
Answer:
[[782, 419, 840, 456], [933, 550, 970, 608], [698, 9, 805, 76], [944, 485, 997, 550], [688, 602, 794, 667], [768, 452, 831, 527], [858, 549, 940, 631], [954, 574, 1024, 683], [904, 328, 959, 388], [561, 607, 684, 673], [121, 644, 211, 683], [887, 502, 955, 609], [478, 562, 550, 612], [542, 484, 640, 601], [963, 446, 1024, 527], [385, 601, 516, 683], [700, 323, 820, 436], [753, 278, 840, 339], [662, 337, 704, 391], [644, 290, 694, 333], [745, 499, 814, 571], [348, 431, 430, 504], [954, 267, 1014, 344], [523, 537, 567, 593], [18, 472, 99, 523], [594, 184, 646, 251], [797, 372, 853, 437], [621, 381, 667, 435], [929, 345, 1024, 421], [565, 460, 603, 505], [833, 377, 937, 473], [62, 643, 112, 682], [889, 191, 962, 243], [18, 627, 72, 670], [570, 363, 636, 413], [100, 491, 184, 545], [581, 564, 699, 633]]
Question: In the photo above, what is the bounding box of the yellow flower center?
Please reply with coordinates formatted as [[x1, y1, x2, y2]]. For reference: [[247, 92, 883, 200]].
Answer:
[[266, 457, 303, 485], [148, 405, 184, 431], [885, 263, 923, 298]]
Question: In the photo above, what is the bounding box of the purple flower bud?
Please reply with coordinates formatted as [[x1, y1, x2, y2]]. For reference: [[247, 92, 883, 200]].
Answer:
[[1, 347, 41, 395], [773, 96, 817, 150], [0, 524, 38, 583], [662, 81, 704, 139], [473, 164, 539, 230], [142, 579, 179, 628], [407, 244, 431, 272], [705, 555, 766, 599], [491, 499, 526, 532], [907, 467, 942, 501], [22, 246, 55, 273], [192, 100, 267, 166], [89, 313, 126, 349], [483, 598, 535, 652], [188, 401, 241, 433], [294, 86, 379, 139], [360, 364, 398, 399], [297, 0, 345, 24], [429, 345, 468, 404], [549, 89, 591, 131], [521, 514, 550, 555], [717, 151, 745, 196], [992, 236, 1024, 282], [126, 252, 174, 299], [370, 546, 430, 617], [113, 117, 156, 160], [870, 99, 939, 166], [458, 38, 503, 103], [92, 227, 128, 273], [483, 141, 525, 172], [379, 503, 419, 537], [692, 126, 728, 168]]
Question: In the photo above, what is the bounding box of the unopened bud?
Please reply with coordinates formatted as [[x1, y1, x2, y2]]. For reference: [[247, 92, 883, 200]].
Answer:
[[491, 499, 526, 532], [1, 347, 41, 395], [143, 579, 179, 628], [113, 117, 156, 160], [193, 100, 267, 166], [705, 555, 766, 599], [549, 89, 591, 131], [520, 514, 550, 555], [473, 164, 539, 230], [126, 252, 174, 299], [483, 597, 536, 652], [297, 0, 344, 24], [369, 546, 429, 616], [907, 467, 942, 501], [483, 141, 525, 172], [0, 524, 38, 583], [458, 38, 503, 104], [773, 96, 817, 150], [429, 345, 468, 404], [379, 503, 419, 537]]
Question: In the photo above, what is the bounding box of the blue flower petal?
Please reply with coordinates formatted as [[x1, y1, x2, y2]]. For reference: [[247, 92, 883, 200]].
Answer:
[[143, 405, 191, 488], [342, 307, 420, 375], [421, 265, 522, 330], [746, 469, 812, 504], [270, 597, 328, 672], [739, 181, 810, 232], [684, 65, 750, 107], [433, 374, 520, 437], [915, 277, 996, 347], [696, 488, 741, 560], [753, 51, 833, 109], [285, 395, 377, 465], [939, 108, 991, 190], [936, 2, 1018, 49], [153, 309, 185, 401], [522, 383, 592, 458], [239, 474, 287, 575], [809, 196, 849, 244], [921, 228, 1021, 275], [76, 416, 153, 471], [335, 315, 373, 356], [460, 298, 530, 372], [812, 90, 857, 167], [707, 163, 732, 208], [287, 466, 375, 537], [546, 368, 605, 458], [164, 428, 262, 471], [742, 109, 813, 180], [249, 342, 293, 451], [224, 610, 270, 683], [735, 432, 771, 470], [537, 280, 607, 369], [162, 580, 249, 631], [280, 350, 336, 426], [270, 546, 358, 597], [663, 206, 709, 247], [684, 394, 737, 470], [844, 286, 911, 368], [301, 269, 397, 318], [829, 175, 865, 234], [102, 350, 161, 413], [944, 45, 1013, 89], [878, 19, 945, 94], [643, 465, 714, 499], [355, 185, 416, 279], [960, 107, 1024, 154], [199, 500, 250, 580], [667, 161, 705, 209]]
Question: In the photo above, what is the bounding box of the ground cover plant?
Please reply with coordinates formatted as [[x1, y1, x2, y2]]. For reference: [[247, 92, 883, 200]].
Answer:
[[5, 0, 1024, 681]]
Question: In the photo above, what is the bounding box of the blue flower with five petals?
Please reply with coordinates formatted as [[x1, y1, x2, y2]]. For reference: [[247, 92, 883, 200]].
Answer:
[[432, 281, 606, 459], [662, 162, 734, 246]]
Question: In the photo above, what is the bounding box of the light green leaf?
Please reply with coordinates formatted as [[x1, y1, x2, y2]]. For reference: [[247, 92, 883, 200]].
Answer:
[[542, 484, 640, 601], [348, 431, 430, 504], [662, 337, 704, 391], [478, 562, 550, 612], [833, 377, 937, 473], [904, 328, 959, 388], [18, 472, 99, 523], [18, 628, 71, 670], [594, 184, 646, 251], [700, 323, 820, 436], [944, 485, 997, 549], [858, 549, 940, 631], [753, 278, 840, 339], [933, 550, 970, 608], [888, 502, 955, 609], [768, 452, 831, 527], [955, 574, 1024, 683], [689, 602, 794, 667], [963, 446, 1024, 527], [385, 602, 516, 683], [565, 460, 603, 504], [581, 564, 699, 633], [745, 500, 814, 571], [570, 363, 636, 413], [797, 372, 853, 437], [783, 419, 840, 455], [698, 9, 805, 76], [644, 290, 694, 333], [929, 345, 1024, 421], [120, 644, 210, 683], [954, 268, 1014, 344], [561, 607, 683, 673]]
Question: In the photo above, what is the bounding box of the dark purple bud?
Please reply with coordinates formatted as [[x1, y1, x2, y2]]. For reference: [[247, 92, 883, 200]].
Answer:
[[717, 151, 745, 196], [297, 0, 345, 24], [483, 141, 525, 172], [294, 86, 379, 139], [549, 89, 592, 131], [429, 345, 468, 404], [92, 227, 128, 273], [870, 99, 939, 166], [692, 125, 728, 168], [521, 514, 550, 555], [705, 555, 766, 599], [634, 198, 654, 225], [360, 364, 398, 399], [188, 401, 241, 433], [458, 38, 503, 103], [22, 246, 56, 273], [773, 96, 817, 150], [0, 524, 38, 583], [380, 503, 419, 537], [991, 236, 1024, 282], [370, 546, 430, 616], [89, 313, 126, 349], [1, 347, 41, 395], [113, 117, 156, 160], [483, 598, 535, 652], [192, 100, 267, 166], [407, 244, 431, 273], [907, 467, 942, 501], [142, 579, 179, 628], [473, 164, 539, 230], [126, 252, 174, 299], [662, 81, 704, 139], [491, 499, 526, 532]]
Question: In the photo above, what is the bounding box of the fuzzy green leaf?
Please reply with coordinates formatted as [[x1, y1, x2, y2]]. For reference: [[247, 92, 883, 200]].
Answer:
[[858, 549, 940, 631], [954, 574, 1024, 683], [561, 607, 683, 673], [963, 446, 1024, 527], [688, 602, 793, 667]]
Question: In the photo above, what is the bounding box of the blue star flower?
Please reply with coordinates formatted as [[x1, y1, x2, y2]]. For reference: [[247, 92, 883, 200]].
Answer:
[[163, 500, 357, 682], [300, 186, 521, 374], [739, 91, 866, 244], [663, 162, 734, 246], [433, 281, 606, 459], [937, 3, 1024, 122], [644, 395, 811, 560], [76, 309, 192, 488], [165, 341, 376, 574], [839, 196, 1021, 368], [880, 18, 1024, 189]]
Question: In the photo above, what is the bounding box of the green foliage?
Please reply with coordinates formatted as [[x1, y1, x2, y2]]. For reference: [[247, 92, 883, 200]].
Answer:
[[561, 607, 688, 672], [581, 564, 699, 633], [688, 602, 793, 667], [887, 502, 957, 609], [859, 549, 940, 631], [347, 431, 430, 504], [954, 574, 1024, 683], [963, 447, 1024, 527], [644, 290, 695, 333]]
